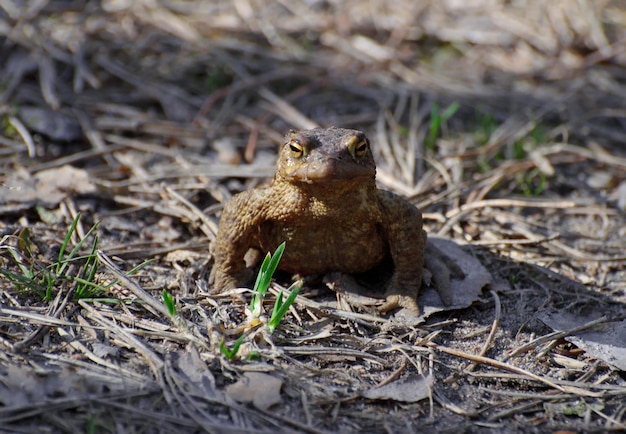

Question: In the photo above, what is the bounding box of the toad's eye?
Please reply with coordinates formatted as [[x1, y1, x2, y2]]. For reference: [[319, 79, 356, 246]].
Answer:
[[347, 136, 369, 159], [354, 139, 368, 158], [288, 140, 304, 158]]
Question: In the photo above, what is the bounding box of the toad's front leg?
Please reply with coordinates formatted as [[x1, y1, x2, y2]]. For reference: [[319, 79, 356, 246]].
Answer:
[[211, 190, 268, 291], [377, 190, 426, 316]]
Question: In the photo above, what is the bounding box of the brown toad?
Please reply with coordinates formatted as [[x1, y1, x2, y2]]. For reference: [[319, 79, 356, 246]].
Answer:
[[212, 127, 460, 315]]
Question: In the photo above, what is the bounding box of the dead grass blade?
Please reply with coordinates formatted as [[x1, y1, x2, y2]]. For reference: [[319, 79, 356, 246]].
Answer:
[[428, 343, 567, 392]]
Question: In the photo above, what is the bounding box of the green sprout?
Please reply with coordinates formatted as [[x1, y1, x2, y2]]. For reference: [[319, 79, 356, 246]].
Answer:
[[425, 101, 459, 150], [162, 289, 177, 317], [219, 241, 300, 360], [517, 167, 547, 196], [56, 213, 99, 276], [477, 110, 497, 145], [251, 242, 301, 334], [0, 213, 112, 301], [248, 241, 301, 332], [249, 241, 286, 315], [74, 234, 101, 299], [268, 281, 301, 334], [219, 335, 245, 360]]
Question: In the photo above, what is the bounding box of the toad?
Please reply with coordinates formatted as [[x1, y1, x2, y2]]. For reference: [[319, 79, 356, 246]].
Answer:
[[211, 127, 462, 316]]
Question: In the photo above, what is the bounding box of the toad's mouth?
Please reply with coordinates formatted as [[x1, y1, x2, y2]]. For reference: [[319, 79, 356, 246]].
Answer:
[[283, 158, 375, 184]]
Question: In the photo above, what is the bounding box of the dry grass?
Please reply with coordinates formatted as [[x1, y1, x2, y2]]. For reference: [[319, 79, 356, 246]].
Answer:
[[1, 1, 626, 433]]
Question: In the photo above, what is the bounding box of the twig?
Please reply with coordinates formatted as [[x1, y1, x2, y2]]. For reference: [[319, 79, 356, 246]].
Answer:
[[503, 316, 610, 361], [163, 185, 218, 240], [428, 342, 566, 392], [7, 116, 35, 158], [466, 289, 501, 372], [96, 250, 173, 319], [438, 197, 581, 236]]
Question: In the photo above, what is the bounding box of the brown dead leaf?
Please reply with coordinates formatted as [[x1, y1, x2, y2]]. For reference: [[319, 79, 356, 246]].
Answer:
[[419, 237, 492, 318], [2, 165, 96, 207], [225, 372, 282, 410], [539, 312, 626, 371], [172, 345, 220, 399], [361, 374, 433, 402], [0, 364, 109, 408], [19, 106, 82, 141]]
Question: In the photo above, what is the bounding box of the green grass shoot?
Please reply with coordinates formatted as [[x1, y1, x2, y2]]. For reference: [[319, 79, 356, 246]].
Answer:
[[249, 241, 286, 315], [162, 289, 177, 317], [56, 213, 99, 276], [74, 235, 100, 299], [246, 241, 300, 333], [426, 101, 459, 150], [0, 213, 112, 301], [219, 335, 245, 360], [268, 281, 301, 334]]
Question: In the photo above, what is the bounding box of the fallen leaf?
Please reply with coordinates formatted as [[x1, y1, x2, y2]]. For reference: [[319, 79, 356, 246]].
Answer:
[[419, 237, 492, 318], [0, 364, 122, 408], [226, 372, 282, 410], [2, 165, 96, 207], [361, 374, 433, 402], [19, 106, 82, 141], [539, 311, 626, 371], [91, 343, 119, 359], [1, 167, 36, 204], [171, 344, 219, 399]]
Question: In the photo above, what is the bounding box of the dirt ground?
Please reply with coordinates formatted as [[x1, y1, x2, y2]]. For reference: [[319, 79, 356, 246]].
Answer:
[[1, 1, 626, 433]]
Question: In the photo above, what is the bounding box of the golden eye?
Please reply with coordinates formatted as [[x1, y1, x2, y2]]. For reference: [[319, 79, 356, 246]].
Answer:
[[288, 139, 304, 158], [347, 136, 369, 159], [354, 139, 368, 158]]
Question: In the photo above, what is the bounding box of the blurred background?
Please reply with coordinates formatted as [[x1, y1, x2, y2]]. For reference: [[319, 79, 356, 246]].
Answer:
[[3, 0, 626, 168]]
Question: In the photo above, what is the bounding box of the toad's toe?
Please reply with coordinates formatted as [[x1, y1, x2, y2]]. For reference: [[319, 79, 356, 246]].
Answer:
[[380, 294, 420, 316]]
